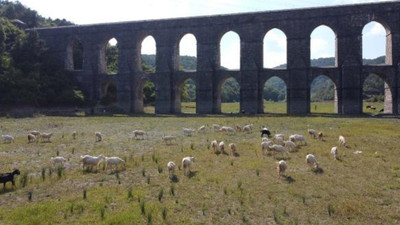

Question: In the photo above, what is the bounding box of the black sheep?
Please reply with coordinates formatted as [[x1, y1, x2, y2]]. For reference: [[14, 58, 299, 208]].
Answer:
[[0, 169, 20, 190], [260, 128, 271, 137]]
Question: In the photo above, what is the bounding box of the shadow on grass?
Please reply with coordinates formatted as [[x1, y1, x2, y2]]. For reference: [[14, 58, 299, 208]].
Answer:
[[0, 187, 17, 195], [284, 175, 296, 183], [170, 175, 179, 183], [312, 167, 324, 174], [187, 171, 198, 178]]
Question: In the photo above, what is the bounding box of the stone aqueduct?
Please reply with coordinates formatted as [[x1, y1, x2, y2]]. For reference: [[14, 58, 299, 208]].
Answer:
[[34, 1, 400, 114]]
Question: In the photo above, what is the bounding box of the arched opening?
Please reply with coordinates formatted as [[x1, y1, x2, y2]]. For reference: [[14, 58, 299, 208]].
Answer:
[[100, 81, 117, 106], [220, 31, 240, 70], [66, 39, 83, 70], [263, 29, 287, 69], [263, 76, 287, 113], [179, 34, 197, 72], [310, 75, 337, 113], [362, 21, 388, 65], [141, 36, 156, 73], [136, 79, 156, 114], [219, 77, 240, 113], [178, 78, 196, 114], [105, 38, 118, 74], [310, 25, 336, 67], [362, 74, 392, 114]]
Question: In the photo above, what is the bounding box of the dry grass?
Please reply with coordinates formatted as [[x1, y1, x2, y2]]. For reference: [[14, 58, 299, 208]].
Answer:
[[0, 115, 399, 224]]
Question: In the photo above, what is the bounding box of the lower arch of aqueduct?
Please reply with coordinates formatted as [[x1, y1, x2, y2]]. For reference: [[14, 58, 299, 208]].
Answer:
[[34, 1, 400, 114]]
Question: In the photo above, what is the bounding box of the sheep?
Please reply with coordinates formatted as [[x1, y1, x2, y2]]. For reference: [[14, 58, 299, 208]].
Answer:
[[27, 134, 36, 143], [182, 156, 195, 176], [273, 136, 284, 145], [260, 127, 271, 137], [338, 135, 346, 146], [198, 125, 206, 133], [95, 132, 102, 142], [182, 128, 196, 136], [105, 157, 126, 170], [235, 125, 243, 132], [167, 161, 176, 177], [289, 134, 307, 145], [132, 130, 147, 140], [274, 134, 285, 140], [72, 131, 77, 140], [306, 154, 319, 169], [242, 124, 253, 133], [268, 144, 289, 156], [331, 147, 338, 160], [212, 124, 221, 132], [219, 141, 228, 155], [211, 140, 218, 153], [284, 140, 296, 152], [219, 126, 235, 134], [162, 135, 176, 145], [0, 169, 20, 190], [40, 133, 53, 142], [2, 134, 14, 143], [261, 137, 269, 142], [308, 129, 317, 138], [261, 141, 273, 154], [51, 156, 67, 167], [80, 154, 105, 171], [229, 143, 237, 156], [318, 131, 324, 141], [30, 130, 41, 136], [277, 160, 287, 178]]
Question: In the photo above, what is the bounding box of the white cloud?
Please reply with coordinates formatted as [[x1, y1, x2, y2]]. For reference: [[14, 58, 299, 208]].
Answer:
[[365, 23, 386, 36]]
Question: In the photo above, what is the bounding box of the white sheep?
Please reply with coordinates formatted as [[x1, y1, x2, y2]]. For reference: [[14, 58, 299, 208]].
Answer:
[[105, 157, 126, 170], [198, 125, 206, 133], [51, 156, 67, 167], [162, 135, 176, 145], [182, 156, 195, 176], [95, 132, 102, 142], [219, 141, 228, 155], [274, 136, 284, 145], [30, 130, 41, 136], [261, 140, 273, 154], [268, 144, 289, 156], [338, 135, 346, 146], [261, 137, 269, 142], [211, 140, 218, 153], [132, 130, 147, 140], [72, 131, 77, 140], [40, 133, 53, 142], [284, 140, 296, 152], [229, 143, 237, 156], [289, 134, 307, 145], [167, 161, 176, 177], [182, 128, 196, 136], [277, 160, 287, 178], [212, 124, 221, 132], [308, 129, 317, 138], [274, 134, 285, 140], [331, 146, 338, 160], [2, 134, 14, 143], [27, 134, 36, 143], [242, 124, 253, 133], [80, 154, 105, 171], [306, 154, 319, 169], [219, 126, 235, 134]]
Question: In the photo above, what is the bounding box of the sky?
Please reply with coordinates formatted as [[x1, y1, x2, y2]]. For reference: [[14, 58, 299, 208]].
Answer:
[[12, 0, 391, 69]]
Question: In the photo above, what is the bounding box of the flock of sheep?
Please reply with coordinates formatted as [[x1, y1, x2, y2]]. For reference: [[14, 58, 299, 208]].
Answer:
[[0, 123, 348, 190]]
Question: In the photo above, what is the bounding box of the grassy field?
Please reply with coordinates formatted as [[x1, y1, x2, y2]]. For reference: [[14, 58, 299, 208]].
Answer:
[[0, 114, 399, 225]]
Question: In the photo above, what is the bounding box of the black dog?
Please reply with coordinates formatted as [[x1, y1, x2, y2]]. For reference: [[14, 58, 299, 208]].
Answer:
[[0, 169, 20, 190]]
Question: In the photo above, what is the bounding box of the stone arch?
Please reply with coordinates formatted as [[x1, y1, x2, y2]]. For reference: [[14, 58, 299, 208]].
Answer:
[[362, 21, 391, 65], [309, 74, 338, 113], [219, 31, 241, 70], [99, 37, 119, 75], [134, 76, 156, 113], [140, 35, 157, 73], [174, 77, 197, 113], [263, 28, 287, 69], [66, 38, 83, 70], [178, 33, 197, 72], [263, 76, 287, 113], [362, 72, 393, 114], [310, 25, 337, 67], [216, 76, 240, 113], [100, 80, 117, 106]]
